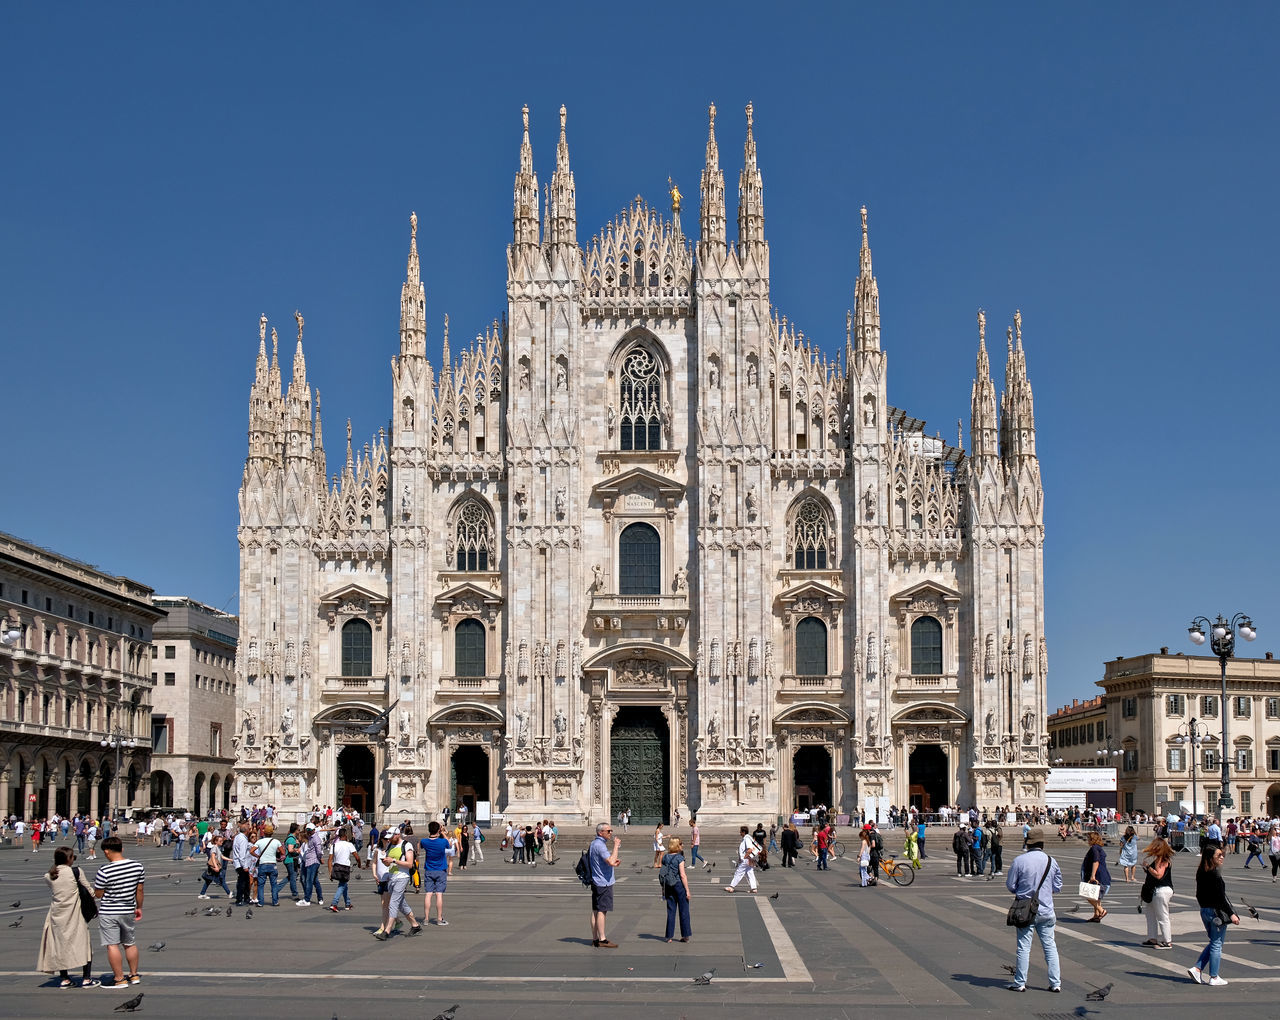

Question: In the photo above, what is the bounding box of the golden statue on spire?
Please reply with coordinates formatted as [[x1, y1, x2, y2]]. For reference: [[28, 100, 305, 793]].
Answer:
[[668, 176, 682, 214]]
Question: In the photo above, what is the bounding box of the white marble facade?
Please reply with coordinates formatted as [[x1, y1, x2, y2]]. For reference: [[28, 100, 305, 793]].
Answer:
[[235, 104, 1048, 823]]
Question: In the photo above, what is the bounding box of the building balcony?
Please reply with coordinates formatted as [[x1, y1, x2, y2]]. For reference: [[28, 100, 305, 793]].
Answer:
[[435, 675, 502, 700], [321, 675, 389, 703], [589, 593, 689, 633], [779, 673, 845, 698], [891, 673, 961, 697]]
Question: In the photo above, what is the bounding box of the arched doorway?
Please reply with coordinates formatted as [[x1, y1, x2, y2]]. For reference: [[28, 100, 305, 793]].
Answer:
[[337, 745, 375, 817], [793, 745, 832, 810], [909, 744, 948, 813], [1268, 783, 1280, 819], [451, 746, 489, 817], [611, 706, 669, 825], [150, 770, 173, 807], [78, 762, 93, 815], [193, 773, 205, 816]]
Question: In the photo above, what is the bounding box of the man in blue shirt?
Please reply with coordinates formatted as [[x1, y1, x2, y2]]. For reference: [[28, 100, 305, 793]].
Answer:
[[1004, 827, 1063, 993], [418, 821, 453, 925], [589, 821, 621, 948]]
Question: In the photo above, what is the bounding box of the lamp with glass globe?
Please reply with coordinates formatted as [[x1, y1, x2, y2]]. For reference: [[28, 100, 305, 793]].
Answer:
[[1187, 613, 1256, 812]]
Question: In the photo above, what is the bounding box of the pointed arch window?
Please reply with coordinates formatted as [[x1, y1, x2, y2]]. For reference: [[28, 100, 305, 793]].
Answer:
[[619, 345, 664, 451], [619, 522, 660, 595], [454, 498, 494, 571], [790, 496, 833, 569], [796, 617, 828, 676], [454, 619, 486, 677], [341, 619, 373, 677], [910, 616, 943, 676]]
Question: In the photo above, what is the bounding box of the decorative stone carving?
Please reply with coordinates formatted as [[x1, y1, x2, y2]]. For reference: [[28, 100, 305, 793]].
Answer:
[[280, 706, 295, 745], [614, 657, 666, 688], [984, 634, 995, 679]]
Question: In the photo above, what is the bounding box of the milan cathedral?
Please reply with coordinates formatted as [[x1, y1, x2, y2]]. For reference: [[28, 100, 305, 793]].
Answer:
[[234, 104, 1048, 824]]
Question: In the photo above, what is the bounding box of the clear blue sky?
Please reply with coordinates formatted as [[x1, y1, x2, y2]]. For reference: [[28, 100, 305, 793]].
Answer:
[[2, 5, 1277, 707]]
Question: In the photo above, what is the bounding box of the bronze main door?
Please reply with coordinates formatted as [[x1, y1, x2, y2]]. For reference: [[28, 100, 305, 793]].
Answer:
[[610, 706, 670, 826]]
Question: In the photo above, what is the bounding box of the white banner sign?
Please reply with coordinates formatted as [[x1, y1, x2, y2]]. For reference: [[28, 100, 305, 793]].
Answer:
[[1046, 767, 1116, 792]]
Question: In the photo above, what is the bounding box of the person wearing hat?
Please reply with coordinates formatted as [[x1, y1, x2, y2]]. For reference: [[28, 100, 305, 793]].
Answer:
[[953, 823, 972, 877], [1004, 826, 1062, 993]]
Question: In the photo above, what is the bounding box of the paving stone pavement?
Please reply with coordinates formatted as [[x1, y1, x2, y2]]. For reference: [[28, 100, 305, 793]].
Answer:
[[0, 831, 1278, 1018]]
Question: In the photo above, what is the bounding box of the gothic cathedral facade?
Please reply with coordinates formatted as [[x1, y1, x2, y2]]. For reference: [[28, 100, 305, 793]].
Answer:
[[234, 105, 1048, 824]]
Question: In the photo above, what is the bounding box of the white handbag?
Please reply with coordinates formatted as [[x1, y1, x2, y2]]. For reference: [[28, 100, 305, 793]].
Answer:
[[1078, 881, 1102, 900]]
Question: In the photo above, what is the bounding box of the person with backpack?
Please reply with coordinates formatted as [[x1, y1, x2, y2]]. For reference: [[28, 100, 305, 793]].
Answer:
[[659, 836, 692, 942], [586, 821, 622, 948], [953, 823, 971, 876]]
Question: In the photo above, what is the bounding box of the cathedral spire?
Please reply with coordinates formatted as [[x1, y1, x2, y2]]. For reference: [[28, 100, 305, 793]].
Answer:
[[969, 309, 998, 460], [313, 389, 326, 480], [699, 102, 725, 257], [400, 211, 427, 358], [1000, 310, 1037, 464], [344, 419, 354, 478], [737, 102, 766, 254], [512, 104, 540, 250], [853, 205, 880, 352], [255, 314, 269, 387], [289, 309, 307, 394], [547, 104, 577, 247]]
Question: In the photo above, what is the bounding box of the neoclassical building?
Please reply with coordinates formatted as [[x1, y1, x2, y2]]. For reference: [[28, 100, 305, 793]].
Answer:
[[235, 104, 1048, 823]]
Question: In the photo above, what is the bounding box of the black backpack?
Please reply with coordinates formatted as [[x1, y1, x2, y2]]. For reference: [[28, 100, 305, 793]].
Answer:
[[574, 850, 592, 887], [658, 853, 682, 892]]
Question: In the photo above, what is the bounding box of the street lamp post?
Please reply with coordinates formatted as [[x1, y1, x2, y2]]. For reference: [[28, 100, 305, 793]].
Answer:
[[1176, 717, 1209, 819], [1, 617, 21, 647], [1095, 737, 1122, 814], [100, 727, 137, 823], [1188, 614, 1256, 813]]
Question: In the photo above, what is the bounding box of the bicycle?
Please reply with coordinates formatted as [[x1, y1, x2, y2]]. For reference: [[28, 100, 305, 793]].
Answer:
[[877, 854, 915, 886]]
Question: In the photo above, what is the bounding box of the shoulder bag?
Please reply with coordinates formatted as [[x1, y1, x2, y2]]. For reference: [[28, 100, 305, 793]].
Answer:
[[71, 866, 99, 922], [1006, 856, 1052, 927]]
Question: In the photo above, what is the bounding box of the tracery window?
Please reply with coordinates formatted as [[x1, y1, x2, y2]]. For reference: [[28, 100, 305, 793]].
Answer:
[[341, 619, 373, 677], [910, 616, 942, 675], [454, 498, 494, 571], [790, 496, 833, 569], [619, 522, 660, 595], [454, 619, 486, 677], [619, 345, 663, 451], [796, 617, 828, 676]]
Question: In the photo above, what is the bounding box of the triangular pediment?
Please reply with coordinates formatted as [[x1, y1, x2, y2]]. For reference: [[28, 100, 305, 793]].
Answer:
[[318, 582, 388, 608], [777, 580, 846, 606], [889, 580, 961, 612], [434, 581, 505, 609], [592, 465, 684, 505]]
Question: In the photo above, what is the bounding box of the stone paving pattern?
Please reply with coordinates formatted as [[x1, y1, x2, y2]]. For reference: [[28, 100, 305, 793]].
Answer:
[[0, 828, 1277, 1018]]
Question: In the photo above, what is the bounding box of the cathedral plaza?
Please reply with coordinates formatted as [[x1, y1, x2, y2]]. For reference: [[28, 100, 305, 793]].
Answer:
[[233, 104, 1049, 825]]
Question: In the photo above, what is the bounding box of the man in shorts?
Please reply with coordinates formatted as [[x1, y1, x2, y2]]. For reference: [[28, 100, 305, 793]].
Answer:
[[94, 835, 145, 989], [418, 821, 452, 924], [589, 821, 621, 947]]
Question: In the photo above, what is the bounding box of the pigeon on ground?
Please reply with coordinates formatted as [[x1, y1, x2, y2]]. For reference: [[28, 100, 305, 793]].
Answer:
[[1086, 982, 1113, 1002], [245, 908, 254, 919], [769, 892, 779, 900], [147, 941, 166, 952], [8, 902, 18, 909], [204, 907, 220, 916], [693, 968, 716, 985], [1241, 898, 1260, 921], [1001, 964, 1017, 975], [8, 916, 21, 928], [184, 907, 199, 916], [114, 992, 144, 1012], [1137, 901, 1143, 913], [225, 905, 233, 917], [1070, 904, 1083, 913], [171, 878, 182, 885], [431, 1005, 460, 1020], [748, 962, 763, 969]]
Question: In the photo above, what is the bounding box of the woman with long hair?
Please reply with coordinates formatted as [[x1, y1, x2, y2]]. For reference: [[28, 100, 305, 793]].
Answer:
[[38, 847, 98, 988], [1118, 825, 1139, 882], [1081, 831, 1111, 922], [1188, 843, 1239, 986], [1140, 836, 1174, 949]]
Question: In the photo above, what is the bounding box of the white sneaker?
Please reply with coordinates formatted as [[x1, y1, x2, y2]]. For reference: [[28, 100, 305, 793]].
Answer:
[[296, 900, 310, 906], [1208, 976, 1228, 987], [1187, 967, 1202, 984], [198, 894, 210, 900]]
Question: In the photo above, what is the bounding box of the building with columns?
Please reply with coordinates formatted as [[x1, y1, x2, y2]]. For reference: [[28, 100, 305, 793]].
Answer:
[[0, 531, 162, 821], [235, 104, 1049, 824]]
